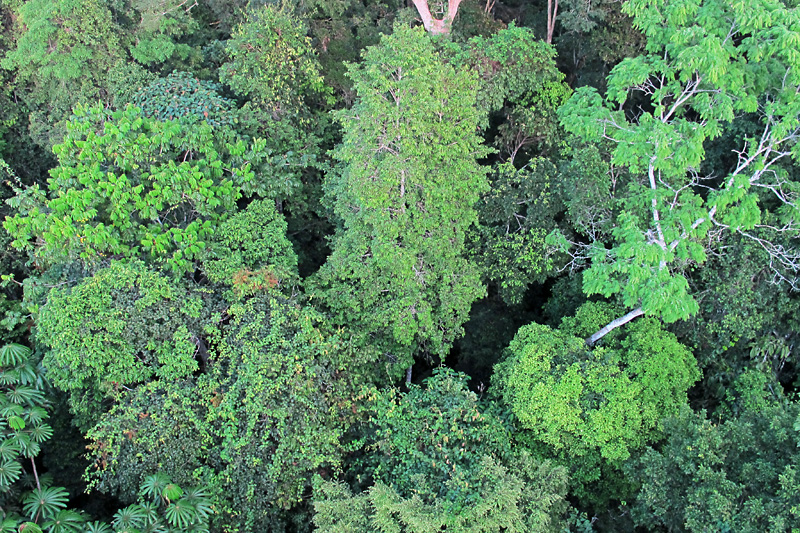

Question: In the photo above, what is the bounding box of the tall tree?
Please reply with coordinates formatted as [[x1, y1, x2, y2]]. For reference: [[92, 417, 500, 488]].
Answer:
[[552, 0, 800, 342], [84, 291, 365, 532], [1, 0, 124, 148], [312, 24, 489, 379], [35, 260, 206, 430]]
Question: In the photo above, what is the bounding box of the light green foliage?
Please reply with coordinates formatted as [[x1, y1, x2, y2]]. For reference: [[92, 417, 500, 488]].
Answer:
[[555, 0, 800, 323], [314, 456, 568, 533], [4, 104, 254, 274], [313, 24, 489, 371], [23, 473, 213, 533], [469, 160, 563, 304], [100, 474, 212, 533], [36, 261, 202, 429], [0, 344, 86, 533], [628, 374, 800, 532], [313, 369, 570, 532], [494, 303, 700, 498], [131, 71, 235, 127], [203, 199, 298, 292]]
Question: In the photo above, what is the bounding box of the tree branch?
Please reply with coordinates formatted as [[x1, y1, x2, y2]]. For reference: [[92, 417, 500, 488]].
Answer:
[[587, 307, 644, 346]]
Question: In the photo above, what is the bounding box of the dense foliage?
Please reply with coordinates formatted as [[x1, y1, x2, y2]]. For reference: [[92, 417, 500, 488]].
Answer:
[[0, 0, 798, 530]]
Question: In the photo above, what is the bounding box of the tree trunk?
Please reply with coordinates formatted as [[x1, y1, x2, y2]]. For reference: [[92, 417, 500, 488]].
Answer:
[[586, 307, 644, 346], [410, 0, 463, 35], [546, 0, 558, 43]]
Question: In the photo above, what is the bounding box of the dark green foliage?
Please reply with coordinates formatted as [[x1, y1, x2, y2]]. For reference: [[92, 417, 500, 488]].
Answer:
[[449, 25, 568, 126], [557, 143, 617, 241], [453, 26, 574, 302], [85, 380, 207, 502], [0, 344, 51, 494], [675, 235, 800, 403], [555, 0, 646, 88], [105, 62, 158, 110], [365, 369, 514, 508], [1, 0, 799, 528], [200, 293, 361, 524], [453, 293, 537, 390], [131, 71, 235, 127], [446, 25, 571, 162], [220, 4, 332, 202], [449, 0, 506, 41], [494, 303, 700, 501], [221, 4, 331, 119], [36, 261, 203, 430], [628, 373, 800, 532], [84, 291, 364, 531], [293, 0, 401, 103], [313, 369, 571, 532], [469, 160, 563, 304]]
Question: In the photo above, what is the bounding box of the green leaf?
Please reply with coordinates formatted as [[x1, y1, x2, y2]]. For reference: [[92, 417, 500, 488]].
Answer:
[[140, 473, 170, 501], [0, 344, 30, 367], [8, 416, 25, 430], [23, 486, 70, 520]]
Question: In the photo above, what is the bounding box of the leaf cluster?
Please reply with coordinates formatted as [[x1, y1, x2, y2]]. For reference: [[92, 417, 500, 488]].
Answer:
[[4, 104, 254, 274], [494, 302, 700, 500]]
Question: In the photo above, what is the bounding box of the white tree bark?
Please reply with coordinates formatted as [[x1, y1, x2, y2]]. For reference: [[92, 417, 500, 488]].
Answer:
[[546, 0, 558, 43], [410, 0, 463, 35], [586, 307, 644, 345]]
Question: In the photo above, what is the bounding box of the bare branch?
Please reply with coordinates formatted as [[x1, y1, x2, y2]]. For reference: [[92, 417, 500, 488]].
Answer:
[[587, 307, 645, 346]]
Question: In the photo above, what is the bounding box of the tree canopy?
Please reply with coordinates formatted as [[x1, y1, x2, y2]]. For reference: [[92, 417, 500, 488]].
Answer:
[[0, 0, 798, 530]]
